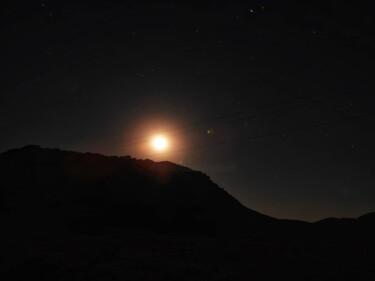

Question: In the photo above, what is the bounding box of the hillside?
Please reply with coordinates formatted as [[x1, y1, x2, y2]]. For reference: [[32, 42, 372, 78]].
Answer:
[[0, 145, 374, 280], [0, 145, 275, 235]]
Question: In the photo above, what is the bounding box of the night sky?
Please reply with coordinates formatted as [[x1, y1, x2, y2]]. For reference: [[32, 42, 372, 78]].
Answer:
[[1, 1, 375, 221]]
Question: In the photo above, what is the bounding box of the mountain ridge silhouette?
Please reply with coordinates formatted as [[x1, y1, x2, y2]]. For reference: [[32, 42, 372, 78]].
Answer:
[[0, 145, 277, 235], [0, 145, 373, 236], [1, 145, 374, 281]]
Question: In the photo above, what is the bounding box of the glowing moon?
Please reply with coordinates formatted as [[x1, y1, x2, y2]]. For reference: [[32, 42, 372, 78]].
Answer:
[[151, 135, 168, 151]]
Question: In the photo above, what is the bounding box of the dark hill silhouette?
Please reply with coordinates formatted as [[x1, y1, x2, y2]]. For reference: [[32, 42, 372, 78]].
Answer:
[[0, 145, 276, 235], [314, 212, 375, 228], [1, 146, 374, 281], [358, 211, 375, 223], [1, 145, 373, 236], [313, 212, 375, 239]]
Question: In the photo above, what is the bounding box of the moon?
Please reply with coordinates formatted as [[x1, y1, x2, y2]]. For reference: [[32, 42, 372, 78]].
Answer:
[[151, 135, 168, 151]]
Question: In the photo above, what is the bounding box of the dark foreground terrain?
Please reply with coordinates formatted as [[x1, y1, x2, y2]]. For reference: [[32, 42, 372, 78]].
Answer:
[[1, 227, 375, 281], [0, 146, 374, 280]]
